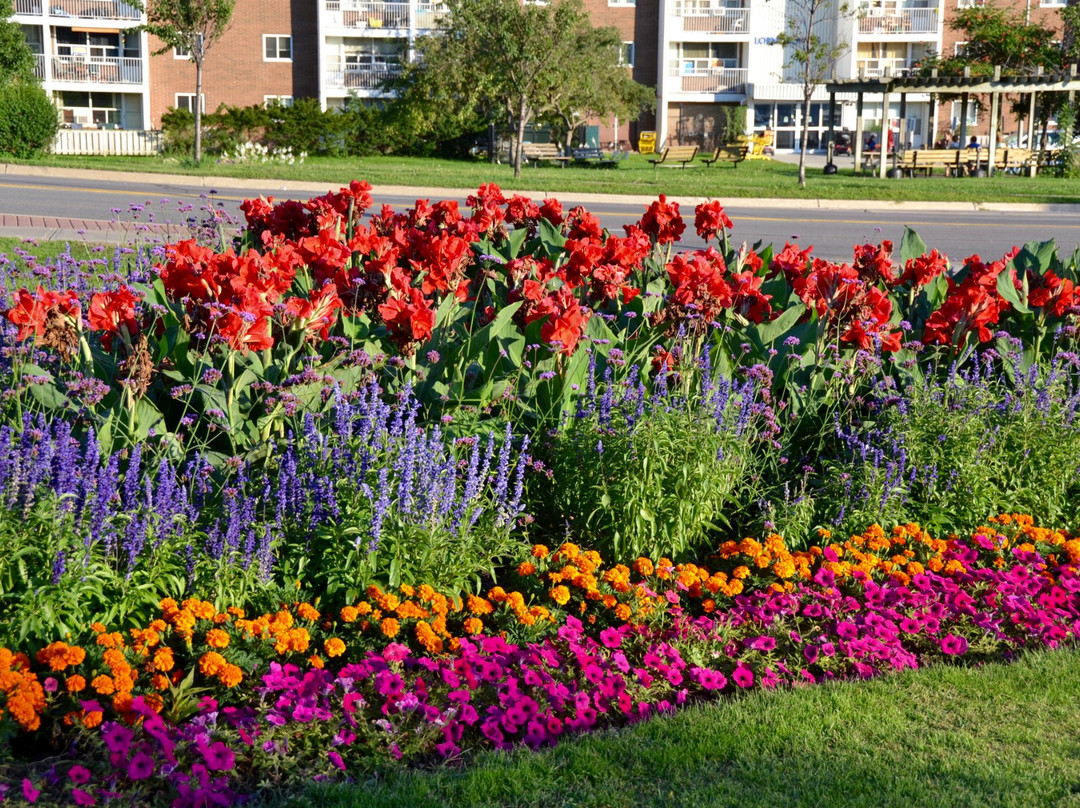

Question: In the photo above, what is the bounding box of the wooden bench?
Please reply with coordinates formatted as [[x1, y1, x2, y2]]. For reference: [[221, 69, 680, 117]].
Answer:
[[649, 145, 698, 172], [896, 149, 962, 177], [701, 143, 748, 168], [522, 143, 571, 166], [571, 147, 625, 168]]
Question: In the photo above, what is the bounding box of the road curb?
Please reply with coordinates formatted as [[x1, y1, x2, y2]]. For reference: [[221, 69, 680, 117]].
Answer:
[[6, 162, 1080, 215]]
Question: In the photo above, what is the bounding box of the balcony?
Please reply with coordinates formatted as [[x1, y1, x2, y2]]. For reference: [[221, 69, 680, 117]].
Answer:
[[325, 66, 400, 91], [671, 2, 750, 35], [33, 53, 46, 79], [855, 58, 914, 78], [668, 63, 748, 93], [858, 7, 938, 35], [323, 0, 448, 32], [17, 0, 141, 20], [51, 55, 143, 84]]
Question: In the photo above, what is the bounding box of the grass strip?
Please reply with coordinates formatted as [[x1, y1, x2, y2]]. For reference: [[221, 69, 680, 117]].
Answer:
[[11, 154, 1080, 205]]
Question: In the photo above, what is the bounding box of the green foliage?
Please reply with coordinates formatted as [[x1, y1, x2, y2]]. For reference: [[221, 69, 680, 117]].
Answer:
[[918, 5, 1061, 78], [0, 0, 36, 84], [0, 81, 58, 159], [1056, 103, 1080, 179], [719, 105, 747, 144], [544, 373, 764, 561]]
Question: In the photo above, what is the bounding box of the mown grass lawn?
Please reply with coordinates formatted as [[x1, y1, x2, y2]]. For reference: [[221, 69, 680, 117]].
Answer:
[[12, 153, 1080, 205], [281, 648, 1080, 808]]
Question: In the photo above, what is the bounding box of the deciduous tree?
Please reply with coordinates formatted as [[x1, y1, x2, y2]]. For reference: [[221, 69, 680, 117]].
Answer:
[[0, 0, 36, 83], [138, 0, 235, 163]]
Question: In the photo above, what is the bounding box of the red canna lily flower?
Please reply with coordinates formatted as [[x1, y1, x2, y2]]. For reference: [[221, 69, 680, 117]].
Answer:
[[694, 200, 734, 241], [88, 286, 141, 352]]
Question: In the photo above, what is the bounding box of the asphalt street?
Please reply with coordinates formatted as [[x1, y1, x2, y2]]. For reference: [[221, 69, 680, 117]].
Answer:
[[1, 167, 1080, 262]]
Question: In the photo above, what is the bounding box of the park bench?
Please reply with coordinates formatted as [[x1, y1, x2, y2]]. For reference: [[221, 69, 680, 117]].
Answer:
[[522, 143, 571, 166], [894, 149, 962, 177], [571, 147, 626, 168], [649, 145, 699, 172], [701, 143, 748, 168]]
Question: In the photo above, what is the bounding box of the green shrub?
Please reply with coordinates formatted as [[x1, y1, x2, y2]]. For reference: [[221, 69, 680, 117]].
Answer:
[[0, 81, 58, 158]]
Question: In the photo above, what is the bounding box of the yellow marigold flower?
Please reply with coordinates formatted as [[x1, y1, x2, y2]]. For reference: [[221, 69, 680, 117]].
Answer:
[[732, 565, 751, 580], [531, 544, 550, 559], [906, 561, 925, 576], [417, 584, 437, 602], [65, 675, 86, 693], [614, 603, 632, 621], [726, 579, 744, 596], [550, 585, 571, 605], [380, 618, 400, 638], [91, 675, 115, 695], [380, 594, 401, 613], [399, 584, 415, 598], [356, 602, 372, 615], [773, 559, 796, 579], [324, 638, 346, 658], [415, 621, 444, 654], [205, 629, 230, 649], [463, 617, 483, 635], [634, 557, 655, 576], [517, 561, 536, 577]]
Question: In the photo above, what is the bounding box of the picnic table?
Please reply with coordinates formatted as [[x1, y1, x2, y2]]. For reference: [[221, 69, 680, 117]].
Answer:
[[570, 147, 626, 168]]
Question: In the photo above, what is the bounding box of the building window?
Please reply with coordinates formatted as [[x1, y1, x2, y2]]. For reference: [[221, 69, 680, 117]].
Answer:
[[608, 0, 635, 5], [618, 42, 634, 67], [264, 95, 294, 107], [59, 91, 118, 127], [1041, 0, 1065, 6], [263, 35, 292, 62], [174, 44, 190, 59], [175, 93, 205, 114], [950, 100, 977, 127]]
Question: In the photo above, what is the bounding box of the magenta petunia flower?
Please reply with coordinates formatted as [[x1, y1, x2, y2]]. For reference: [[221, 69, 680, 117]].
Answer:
[[328, 750, 346, 771], [128, 751, 155, 781], [202, 741, 236, 772], [22, 778, 40, 804], [68, 765, 91, 785], [732, 663, 754, 688], [940, 634, 969, 656], [72, 788, 96, 806]]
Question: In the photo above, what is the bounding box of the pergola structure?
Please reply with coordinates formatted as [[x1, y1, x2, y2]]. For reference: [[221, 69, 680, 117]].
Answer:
[[824, 66, 1080, 179]]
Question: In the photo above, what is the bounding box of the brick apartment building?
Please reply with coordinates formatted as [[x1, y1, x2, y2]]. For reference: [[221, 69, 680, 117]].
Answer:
[[9, 0, 1071, 151]]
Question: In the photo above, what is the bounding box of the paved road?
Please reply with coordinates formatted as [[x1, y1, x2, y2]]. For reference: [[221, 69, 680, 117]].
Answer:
[[1, 170, 1079, 262]]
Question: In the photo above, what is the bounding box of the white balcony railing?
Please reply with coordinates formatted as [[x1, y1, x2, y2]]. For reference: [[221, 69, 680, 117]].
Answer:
[[51, 55, 144, 84], [323, 0, 446, 30], [33, 0, 142, 20], [855, 58, 914, 77], [858, 7, 938, 34], [668, 64, 748, 93], [325, 66, 400, 91], [33, 53, 46, 79], [673, 5, 750, 34]]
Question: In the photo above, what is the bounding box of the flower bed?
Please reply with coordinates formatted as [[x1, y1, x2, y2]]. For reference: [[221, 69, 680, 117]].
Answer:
[[1, 184, 1079, 805], [2, 515, 1078, 805]]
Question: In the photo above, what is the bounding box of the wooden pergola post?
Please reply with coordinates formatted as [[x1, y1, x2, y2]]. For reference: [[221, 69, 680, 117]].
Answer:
[[854, 92, 864, 175], [880, 88, 890, 179], [987, 67, 1001, 177]]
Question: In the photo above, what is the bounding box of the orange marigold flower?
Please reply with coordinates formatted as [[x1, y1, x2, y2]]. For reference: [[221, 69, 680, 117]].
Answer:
[[205, 629, 230, 649], [531, 544, 550, 559], [91, 675, 115, 695], [308, 655, 325, 669], [614, 603, 632, 621], [467, 594, 495, 615], [198, 652, 227, 677], [634, 557, 655, 576], [732, 566, 751, 580], [356, 602, 372, 615], [297, 603, 321, 621], [340, 606, 359, 623], [324, 638, 346, 658], [557, 542, 580, 561], [219, 664, 243, 687], [380, 618, 400, 638], [90, 622, 108, 633], [150, 674, 170, 691], [550, 585, 571, 605], [463, 617, 484, 635], [517, 561, 536, 577], [82, 709, 103, 729], [151, 647, 175, 672], [65, 675, 86, 693]]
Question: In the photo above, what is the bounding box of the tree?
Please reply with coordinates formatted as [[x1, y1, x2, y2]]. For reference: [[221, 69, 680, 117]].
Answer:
[[538, 25, 654, 153], [0, 0, 37, 83], [775, 0, 850, 188], [139, 0, 235, 163], [400, 0, 640, 177]]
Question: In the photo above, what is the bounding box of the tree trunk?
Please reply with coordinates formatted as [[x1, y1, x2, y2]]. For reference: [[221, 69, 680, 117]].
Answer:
[[513, 95, 528, 179], [798, 91, 812, 188], [194, 59, 203, 164]]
